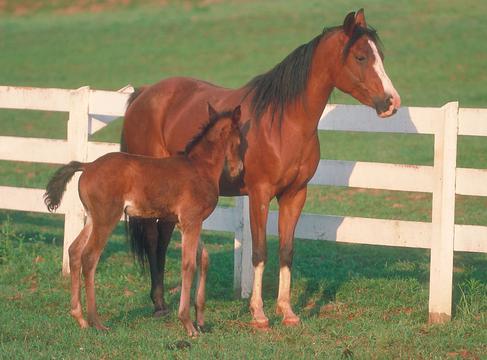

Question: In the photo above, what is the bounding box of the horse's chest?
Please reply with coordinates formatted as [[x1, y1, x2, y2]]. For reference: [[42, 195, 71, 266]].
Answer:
[[278, 150, 318, 188]]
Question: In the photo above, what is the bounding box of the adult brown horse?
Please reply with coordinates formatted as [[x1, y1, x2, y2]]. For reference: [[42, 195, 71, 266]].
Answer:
[[122, 9, 401, 328]]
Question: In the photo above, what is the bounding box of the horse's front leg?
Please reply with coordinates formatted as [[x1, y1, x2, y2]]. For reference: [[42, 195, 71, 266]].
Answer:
[[178, 223, 201, 337], [248, 187, 271, 328], [276, 186, 307, 326]]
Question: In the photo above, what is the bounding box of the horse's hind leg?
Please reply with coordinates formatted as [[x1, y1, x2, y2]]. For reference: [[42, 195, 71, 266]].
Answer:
[[195, 240, 209, 330], [149, 220, 174, 317], [69, 217, 93, 328], [81, 214, 119, 330]]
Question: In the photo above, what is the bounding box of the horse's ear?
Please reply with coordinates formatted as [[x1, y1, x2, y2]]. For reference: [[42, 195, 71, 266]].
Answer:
[[355, 8, 367, 28], [207, 102, 218, 118], [343, 11, 356, 37], [232, 105, 241, 124]]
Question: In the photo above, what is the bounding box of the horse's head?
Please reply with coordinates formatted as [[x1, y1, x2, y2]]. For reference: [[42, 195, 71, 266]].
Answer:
[[333, 9, 401, 118], [207, 104, 243, 179]]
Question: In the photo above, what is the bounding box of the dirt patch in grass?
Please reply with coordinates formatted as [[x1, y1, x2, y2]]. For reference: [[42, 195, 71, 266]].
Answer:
[[0, 0, 229, 16]]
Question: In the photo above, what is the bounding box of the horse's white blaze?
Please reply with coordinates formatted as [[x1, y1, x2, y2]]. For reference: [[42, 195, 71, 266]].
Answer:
[[368, 40, 401, 110]]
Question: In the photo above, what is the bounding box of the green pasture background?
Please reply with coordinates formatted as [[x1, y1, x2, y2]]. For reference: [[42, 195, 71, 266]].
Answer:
[[0, 0, 486, 358]]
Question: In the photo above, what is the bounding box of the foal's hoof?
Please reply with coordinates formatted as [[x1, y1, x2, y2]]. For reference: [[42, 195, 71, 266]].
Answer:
[[282, 315, 301, 327], [186, 326, 199, 338], [153, 308, 170, 318]]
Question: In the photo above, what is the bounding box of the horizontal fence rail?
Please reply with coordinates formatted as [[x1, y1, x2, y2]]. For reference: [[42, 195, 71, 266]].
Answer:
[[1, 85, 487, 324]]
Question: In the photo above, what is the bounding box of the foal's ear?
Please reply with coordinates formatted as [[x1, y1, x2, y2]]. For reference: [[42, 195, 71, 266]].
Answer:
[[207, 102, 218, 118], [232, 105, 241, 125], [355, 8, 367, 28], [343, 11, 356, 37]]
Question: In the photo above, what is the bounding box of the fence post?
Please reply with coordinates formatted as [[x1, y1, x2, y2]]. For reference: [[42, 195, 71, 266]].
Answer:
[[428, 101, 458, 323], [62, 86, 90, 275], [233, 196, 253, 298]]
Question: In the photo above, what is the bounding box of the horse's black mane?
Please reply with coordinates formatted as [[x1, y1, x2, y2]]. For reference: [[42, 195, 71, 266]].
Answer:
[[245, 25, 381, 123], [180, 110, 234, 155]]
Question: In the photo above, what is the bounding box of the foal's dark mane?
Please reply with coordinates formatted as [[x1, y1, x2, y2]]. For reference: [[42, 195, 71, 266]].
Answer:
[[245, 25, 381, 123], [180, 110, 234, 155]]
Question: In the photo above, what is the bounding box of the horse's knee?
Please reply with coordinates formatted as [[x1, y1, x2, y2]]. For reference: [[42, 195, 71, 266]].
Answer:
[[252, 246, 267, 267], [279, 244, 294, 268]]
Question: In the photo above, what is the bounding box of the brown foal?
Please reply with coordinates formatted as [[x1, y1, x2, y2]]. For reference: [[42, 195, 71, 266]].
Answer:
[[44, 105, 242, 336]]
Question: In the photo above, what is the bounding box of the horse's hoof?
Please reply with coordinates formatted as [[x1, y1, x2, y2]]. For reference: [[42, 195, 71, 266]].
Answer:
[[153, 308, 170, 318], [94, 323, 110, 331], [282, 315, 301, 327], [250, 318, 269, 329]]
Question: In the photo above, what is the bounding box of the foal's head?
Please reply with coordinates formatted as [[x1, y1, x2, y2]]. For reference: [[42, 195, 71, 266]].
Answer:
[[207, 104, 243, 178], [332, 9, 401, 117]]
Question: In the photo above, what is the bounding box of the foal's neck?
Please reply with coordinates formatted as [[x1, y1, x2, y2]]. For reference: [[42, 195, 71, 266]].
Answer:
[[187, 139, 227, 182]]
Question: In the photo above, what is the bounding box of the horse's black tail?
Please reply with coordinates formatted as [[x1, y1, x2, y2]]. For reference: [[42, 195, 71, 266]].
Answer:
[[122, 86, 150, 267], [125, 215, 149, 269], [44, 161, 84, 212]]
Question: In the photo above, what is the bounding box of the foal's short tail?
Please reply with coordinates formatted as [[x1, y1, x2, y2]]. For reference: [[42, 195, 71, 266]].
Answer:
[[44, 161, 84, 212]]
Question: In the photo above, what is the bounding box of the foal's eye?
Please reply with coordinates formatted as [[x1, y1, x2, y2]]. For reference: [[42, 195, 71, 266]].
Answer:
[[355, 55, 366, 63]]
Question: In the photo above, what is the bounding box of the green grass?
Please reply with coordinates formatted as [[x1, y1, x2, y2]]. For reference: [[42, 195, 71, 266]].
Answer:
[[1, 0, 487, 358], [1, 216, 486, 359]]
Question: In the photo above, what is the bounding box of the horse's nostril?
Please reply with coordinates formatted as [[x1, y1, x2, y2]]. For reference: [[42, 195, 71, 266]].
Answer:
[[374, 96, 393, 115]]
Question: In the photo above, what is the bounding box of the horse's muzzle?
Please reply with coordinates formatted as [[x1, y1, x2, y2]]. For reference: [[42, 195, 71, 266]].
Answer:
[[375, 95, 400, 118]]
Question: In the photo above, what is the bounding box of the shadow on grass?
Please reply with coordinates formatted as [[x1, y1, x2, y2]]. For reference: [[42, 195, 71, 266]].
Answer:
[[2, 209, 486, 324]]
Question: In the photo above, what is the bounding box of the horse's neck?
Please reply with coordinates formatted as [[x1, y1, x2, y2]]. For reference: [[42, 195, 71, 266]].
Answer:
[[265, 34, 338, 137], [188, 141, 226, 182], [298, 34, 340, 132]]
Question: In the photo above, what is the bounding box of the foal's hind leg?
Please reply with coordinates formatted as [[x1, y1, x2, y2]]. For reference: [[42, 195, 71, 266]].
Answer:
[[69, 218, 93, 328], [195, 240, 209, 330], [178, 224, 201, 337], [81, 214, 119, 330]]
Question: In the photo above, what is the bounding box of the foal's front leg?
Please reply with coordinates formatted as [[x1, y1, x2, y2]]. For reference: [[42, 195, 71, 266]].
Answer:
[[178, 224, 201, 337], [195, 240, 209, 330]]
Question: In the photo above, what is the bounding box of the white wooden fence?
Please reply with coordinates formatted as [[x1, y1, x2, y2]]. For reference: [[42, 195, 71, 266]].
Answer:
[[1, 85, 487, 324]]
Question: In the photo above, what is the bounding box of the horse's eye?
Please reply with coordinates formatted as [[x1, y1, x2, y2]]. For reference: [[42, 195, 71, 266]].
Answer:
[[355, 55, 366, 63]]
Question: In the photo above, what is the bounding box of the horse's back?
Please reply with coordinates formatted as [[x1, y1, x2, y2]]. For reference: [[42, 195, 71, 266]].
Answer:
[[123, 77, 241, 157]]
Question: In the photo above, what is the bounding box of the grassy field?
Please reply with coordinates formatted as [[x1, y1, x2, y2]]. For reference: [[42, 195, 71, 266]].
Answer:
[[1, 0, 487, 358]]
